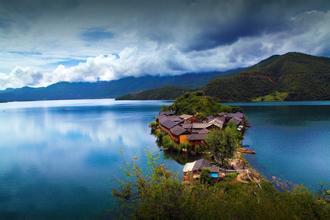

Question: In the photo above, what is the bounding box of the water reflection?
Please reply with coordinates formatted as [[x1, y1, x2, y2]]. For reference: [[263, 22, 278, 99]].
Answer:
[[241, 104, 330, 190], [0, 100, 181, 220]]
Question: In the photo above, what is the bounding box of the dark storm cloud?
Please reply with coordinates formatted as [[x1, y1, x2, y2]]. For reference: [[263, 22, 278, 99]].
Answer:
[[0, 0, 330, 89], [0, 17, 11, 29], [1, 0, 329, 50], [181, 0, 330, 51]]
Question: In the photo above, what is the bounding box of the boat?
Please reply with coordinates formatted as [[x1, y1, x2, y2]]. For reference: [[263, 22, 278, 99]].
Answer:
[[238, 147, 256, 154]]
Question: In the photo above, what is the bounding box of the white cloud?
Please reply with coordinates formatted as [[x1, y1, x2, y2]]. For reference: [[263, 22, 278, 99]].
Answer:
[[0, 66, 44, 89], [0, 1, 329, 90]]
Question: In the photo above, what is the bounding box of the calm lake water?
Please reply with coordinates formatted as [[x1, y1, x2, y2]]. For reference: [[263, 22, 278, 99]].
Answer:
[[0, 99, 329, 219]]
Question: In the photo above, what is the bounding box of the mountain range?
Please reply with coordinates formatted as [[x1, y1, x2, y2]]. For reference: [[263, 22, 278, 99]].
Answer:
[[119, 52, 330, 101], [1, 52, 330, 102], [0, 70, 237, 102]]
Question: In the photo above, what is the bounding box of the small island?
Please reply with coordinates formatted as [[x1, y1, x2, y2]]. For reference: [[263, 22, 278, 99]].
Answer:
[[150, 92, 259, 184]]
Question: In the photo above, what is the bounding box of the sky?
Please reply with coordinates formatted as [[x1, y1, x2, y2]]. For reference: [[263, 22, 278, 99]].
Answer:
[[0, 0, 330, 89]]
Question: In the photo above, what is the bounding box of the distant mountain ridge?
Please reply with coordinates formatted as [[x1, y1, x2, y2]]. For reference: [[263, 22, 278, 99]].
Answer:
[[119, 52, 330, 101], [0, 70, 239, 102], [2, 52, 329, 102], [116, 86, 191, 100], [204, 52, 330, 101]]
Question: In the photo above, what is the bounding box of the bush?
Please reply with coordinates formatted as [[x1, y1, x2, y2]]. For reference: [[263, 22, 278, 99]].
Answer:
[[200, 169, 212, 184], [113, 164, 330, 219], [162, 135, 175, 149]]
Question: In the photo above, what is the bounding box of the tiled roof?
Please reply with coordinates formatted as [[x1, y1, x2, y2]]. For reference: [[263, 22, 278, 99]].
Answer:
[[159, 111, 175, 116], [160, 120, 181, 129], [228, 117, 242, 125], [228, 112, 244, 119], [192, 159, 211, 171], [209, 118, 224, 128], [179, 114, 194, 120], [170, 125, 187, 136], [167, 116, 183, 122], [183, 159, 211, 172], [182, 123, 192, 129], [192, 123, 210, 129], [187, 133, 207, 141], [192, 128, 209, 134]]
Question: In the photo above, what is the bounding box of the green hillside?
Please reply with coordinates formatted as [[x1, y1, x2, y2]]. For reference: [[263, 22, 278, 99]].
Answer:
[[116, 86, 190, 100], [204, 52, 330, 101]]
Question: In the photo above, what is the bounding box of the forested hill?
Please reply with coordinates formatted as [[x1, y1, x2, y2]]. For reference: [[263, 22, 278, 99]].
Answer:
[[116, 86, 191, 100], [0, 70, 238, 102], [204, 52, 330, 101]]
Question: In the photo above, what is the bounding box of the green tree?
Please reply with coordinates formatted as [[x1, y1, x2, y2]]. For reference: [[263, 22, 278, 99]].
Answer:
[[163, 91, 239, 119], [200, 169, 212, 184], [205, 124, 242, 166]]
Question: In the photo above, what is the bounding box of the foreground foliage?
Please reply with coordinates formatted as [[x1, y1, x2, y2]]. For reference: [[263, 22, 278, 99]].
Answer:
[[113, 161, 330, 219]]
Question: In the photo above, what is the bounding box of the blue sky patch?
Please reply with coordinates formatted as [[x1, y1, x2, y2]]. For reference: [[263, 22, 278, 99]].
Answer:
[[50, 58, 86, 67]]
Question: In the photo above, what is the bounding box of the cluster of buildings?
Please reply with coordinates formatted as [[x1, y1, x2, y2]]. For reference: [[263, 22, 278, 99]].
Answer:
[[156, 110, 245, 147]]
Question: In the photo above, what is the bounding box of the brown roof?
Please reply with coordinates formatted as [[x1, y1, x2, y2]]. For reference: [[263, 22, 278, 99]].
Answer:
[[182, 123, 192, 129], [192, 159, 211, 171], [228, 117, 242, 125], [192, 123, 210, 129], [159, 111, 175, 116], [188, 133, 207, 141], [209, 118, 224, 128], [206, 115, 215, 121], [159, 115, 182, 124], [169, 116, 183, 122], [158, 115, 168, 123], [170, 125, 187, 136], [192, 128, 209, 134], [179, 114, 194, 120], [160, 120, 181, 129], [218, 112, 228, 117], [228, 112, 244, 119]]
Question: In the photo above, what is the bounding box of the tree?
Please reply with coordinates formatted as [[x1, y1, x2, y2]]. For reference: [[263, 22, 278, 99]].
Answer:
[[205, 124, 242, 166], [163, 92, 238, 119], [200, 169, 212, 184]]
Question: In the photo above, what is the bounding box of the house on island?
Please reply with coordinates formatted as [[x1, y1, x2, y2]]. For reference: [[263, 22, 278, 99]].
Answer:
[[157, 110, 246, 148], [183, 159, 225, 183]]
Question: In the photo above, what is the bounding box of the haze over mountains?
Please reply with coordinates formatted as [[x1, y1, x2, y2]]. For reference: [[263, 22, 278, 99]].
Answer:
[[0, 52, 329, 102], [0, 70, 237, 102]]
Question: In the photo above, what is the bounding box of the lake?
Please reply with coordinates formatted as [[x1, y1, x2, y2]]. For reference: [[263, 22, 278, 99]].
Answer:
[[0, 99, 329, 219]]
